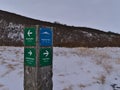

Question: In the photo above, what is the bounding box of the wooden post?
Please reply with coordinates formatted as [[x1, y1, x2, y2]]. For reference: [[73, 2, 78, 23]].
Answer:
[[24, 25, 53, 90]]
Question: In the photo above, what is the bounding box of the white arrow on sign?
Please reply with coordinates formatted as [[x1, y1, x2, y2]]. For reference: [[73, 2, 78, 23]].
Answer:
[[27, 30, 32, 37], [43, 50, 49, 57], [28, 50, 32, 56]]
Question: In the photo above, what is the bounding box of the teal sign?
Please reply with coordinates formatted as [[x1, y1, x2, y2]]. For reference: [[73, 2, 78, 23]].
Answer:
[[39, 48, 52, 67], [24, 27, 36, 46], [24, 48, 36, 67]]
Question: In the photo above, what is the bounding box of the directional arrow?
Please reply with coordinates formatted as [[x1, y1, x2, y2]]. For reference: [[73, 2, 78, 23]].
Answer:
[[27, 30, 32, 37], [43, 50, 49, 57], [28, 50, 32, 56]]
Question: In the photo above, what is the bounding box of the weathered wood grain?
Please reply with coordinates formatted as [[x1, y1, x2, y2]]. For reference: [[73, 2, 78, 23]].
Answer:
[[24, 25, 53, 90]]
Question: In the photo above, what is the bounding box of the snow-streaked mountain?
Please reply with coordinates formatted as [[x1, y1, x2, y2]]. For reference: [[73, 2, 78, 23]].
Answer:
[[0, 46, 120, 90], [0, 10, 120, 47]]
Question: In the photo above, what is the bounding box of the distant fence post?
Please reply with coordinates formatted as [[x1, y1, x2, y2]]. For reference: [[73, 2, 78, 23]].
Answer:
[[24, 25, 53, 90]]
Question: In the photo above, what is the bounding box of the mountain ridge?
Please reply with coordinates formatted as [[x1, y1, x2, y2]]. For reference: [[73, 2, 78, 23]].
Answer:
[[0, 10, 119, 34], [0, 10, 120, 47]]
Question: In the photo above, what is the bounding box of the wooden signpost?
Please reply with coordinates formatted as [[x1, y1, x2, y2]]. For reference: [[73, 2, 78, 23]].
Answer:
[[24, 25, 53, 90]]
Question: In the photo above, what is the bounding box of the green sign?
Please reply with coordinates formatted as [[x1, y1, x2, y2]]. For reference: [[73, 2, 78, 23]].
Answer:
[[39, 48, 52, 67], [24, 27, 36, 46], [24, 48, 36, 67]]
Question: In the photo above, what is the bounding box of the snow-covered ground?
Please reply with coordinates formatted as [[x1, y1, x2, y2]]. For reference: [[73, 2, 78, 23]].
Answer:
[[0, 46, 120, 90]]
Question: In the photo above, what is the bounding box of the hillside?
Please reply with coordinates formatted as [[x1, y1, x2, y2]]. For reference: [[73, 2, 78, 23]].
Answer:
[[0, 10, 120, 47]]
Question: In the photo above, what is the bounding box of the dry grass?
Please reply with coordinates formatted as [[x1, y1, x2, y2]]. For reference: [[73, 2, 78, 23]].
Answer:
[[63, 85, 73, 90], [76, 48, 96, 56], [0, 84, 4, 87], [79, 84, 86, 89], [93, 74, 106, 84], [102, 63, 113, 74], [115, 58, 120, 64], [77, 48, 114, 74]]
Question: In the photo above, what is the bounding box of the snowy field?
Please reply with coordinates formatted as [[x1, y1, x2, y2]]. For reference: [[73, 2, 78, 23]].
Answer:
[[0, 46, 120, 90]]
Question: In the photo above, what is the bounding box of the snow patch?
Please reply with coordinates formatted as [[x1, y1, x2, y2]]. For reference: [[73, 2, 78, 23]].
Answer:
[[0, 47, 120, 90]]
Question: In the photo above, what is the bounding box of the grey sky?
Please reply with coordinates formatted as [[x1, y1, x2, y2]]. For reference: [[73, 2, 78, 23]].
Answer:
[[0, 0, 120, 33]]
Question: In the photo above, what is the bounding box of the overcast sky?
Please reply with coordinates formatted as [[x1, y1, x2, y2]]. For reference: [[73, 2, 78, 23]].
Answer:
[[0, 0, 120, 33]]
